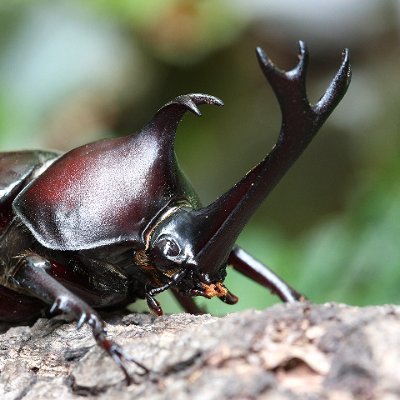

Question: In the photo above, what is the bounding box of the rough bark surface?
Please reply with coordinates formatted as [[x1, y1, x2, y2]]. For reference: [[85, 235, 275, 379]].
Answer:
[[0, 303, 399, 399]]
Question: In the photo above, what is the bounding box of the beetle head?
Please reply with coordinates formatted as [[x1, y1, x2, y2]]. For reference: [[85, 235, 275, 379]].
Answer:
[[147, 208, 197, 272], [135, 204, 238, 305]]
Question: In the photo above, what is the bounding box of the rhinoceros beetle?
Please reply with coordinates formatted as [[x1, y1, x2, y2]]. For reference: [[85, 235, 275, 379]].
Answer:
[[0, 42, 350, 382]]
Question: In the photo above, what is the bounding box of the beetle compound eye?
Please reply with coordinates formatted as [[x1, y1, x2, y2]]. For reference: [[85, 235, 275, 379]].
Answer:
[[150, 236, 183, 271], [155, 238, 181, 258]]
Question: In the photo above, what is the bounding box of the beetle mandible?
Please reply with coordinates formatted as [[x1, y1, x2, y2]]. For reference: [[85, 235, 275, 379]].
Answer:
[[0, 42, 351, 382]]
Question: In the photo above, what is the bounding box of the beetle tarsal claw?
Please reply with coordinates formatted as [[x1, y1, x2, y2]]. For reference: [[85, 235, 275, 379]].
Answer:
[[145, 293, 163, 316]]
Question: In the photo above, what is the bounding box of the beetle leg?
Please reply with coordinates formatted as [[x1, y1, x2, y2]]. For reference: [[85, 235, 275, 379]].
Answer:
[[11, 252, 148, 383], [145, 288, 164, 316], [172, 289, 206, 315], [145, 269, 188, 316], [228, 246, 306, 303]]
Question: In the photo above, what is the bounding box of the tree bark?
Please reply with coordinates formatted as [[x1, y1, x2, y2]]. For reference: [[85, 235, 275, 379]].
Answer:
[[0, 303, 399, 399]]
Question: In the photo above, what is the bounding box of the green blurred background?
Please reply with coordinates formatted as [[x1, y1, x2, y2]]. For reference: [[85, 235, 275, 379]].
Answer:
[[0, 0, 399, 314]]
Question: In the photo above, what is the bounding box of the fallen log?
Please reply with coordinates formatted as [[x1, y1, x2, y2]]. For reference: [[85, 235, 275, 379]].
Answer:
[[0, 303, 398, 399]]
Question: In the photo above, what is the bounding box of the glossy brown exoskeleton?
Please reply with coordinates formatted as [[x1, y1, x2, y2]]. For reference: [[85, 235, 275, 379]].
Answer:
[[0, 42, 351, 382]]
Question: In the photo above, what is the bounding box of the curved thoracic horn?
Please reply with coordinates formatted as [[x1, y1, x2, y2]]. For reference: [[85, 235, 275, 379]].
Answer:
[[145, 94, 224, 139], [139, 94, 223, 163], [191, 42, 351, 277]]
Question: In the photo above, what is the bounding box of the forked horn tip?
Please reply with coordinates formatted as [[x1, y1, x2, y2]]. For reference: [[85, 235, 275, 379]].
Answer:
[[147, 93, 223, 138], [294, 40, 309, 76], [169, 94, 202, 116], [189, 93, 224, 108], [172, 93, 223, 117], [255, 46, 271, 66], [342, 48, 350, 63], [341, 48, 352, 80], [297, 40, 307, 55]]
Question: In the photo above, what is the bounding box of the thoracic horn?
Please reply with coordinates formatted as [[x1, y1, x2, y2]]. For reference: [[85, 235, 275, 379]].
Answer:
[[144, 94, 223, 141]]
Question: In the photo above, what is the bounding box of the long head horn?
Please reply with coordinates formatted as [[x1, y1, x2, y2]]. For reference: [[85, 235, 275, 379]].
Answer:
[[188, 42, 351, 278]]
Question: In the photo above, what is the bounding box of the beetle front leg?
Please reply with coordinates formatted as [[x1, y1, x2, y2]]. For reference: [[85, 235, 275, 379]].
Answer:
[[145, 269, 189, 316], [172, 289, 206, 315], [11, 252, 148, 383], [228, 246, 305, 303]]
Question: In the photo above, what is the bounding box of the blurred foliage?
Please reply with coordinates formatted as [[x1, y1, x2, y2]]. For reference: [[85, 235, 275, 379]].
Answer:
[[88, 0, 245, 63], [0, 0, 399, 314]]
